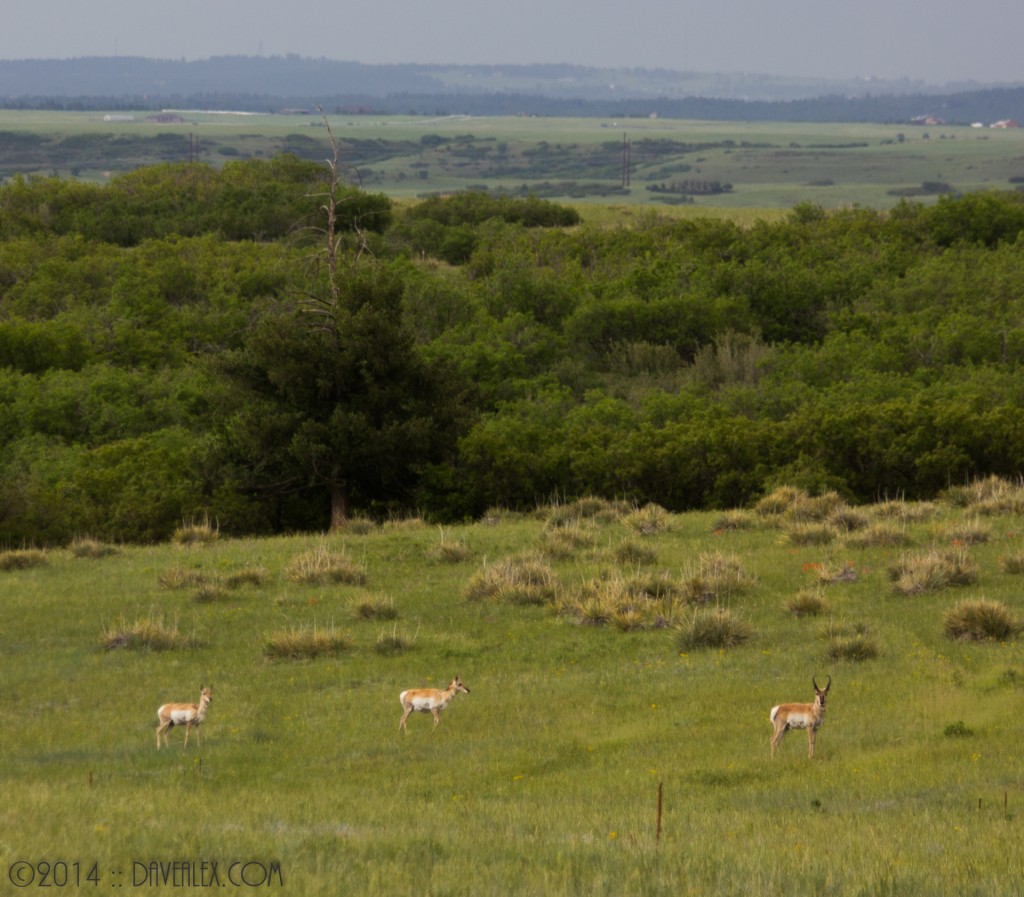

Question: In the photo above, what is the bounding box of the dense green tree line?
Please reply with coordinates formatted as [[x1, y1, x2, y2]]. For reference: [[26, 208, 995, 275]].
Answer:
[[2, 158, 1024, 543]]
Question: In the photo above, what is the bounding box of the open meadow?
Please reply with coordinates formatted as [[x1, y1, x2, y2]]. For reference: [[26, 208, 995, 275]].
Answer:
[[3, 485, 1024, 895], [3, 109, 1024, 211]]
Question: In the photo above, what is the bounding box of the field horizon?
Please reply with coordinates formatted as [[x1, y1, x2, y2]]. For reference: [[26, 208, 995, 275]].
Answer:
[[4, 109, 1024, 212]]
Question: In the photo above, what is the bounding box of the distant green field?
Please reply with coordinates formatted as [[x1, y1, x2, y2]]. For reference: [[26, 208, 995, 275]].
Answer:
[[3, 109, 1024, 210], [3, 488, 1024, 896]]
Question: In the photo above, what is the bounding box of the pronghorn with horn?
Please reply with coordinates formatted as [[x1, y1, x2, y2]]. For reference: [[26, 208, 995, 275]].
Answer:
[[398, 675, 470, 732], [156, 685, 212, 750], [769, 676, 830, 758]]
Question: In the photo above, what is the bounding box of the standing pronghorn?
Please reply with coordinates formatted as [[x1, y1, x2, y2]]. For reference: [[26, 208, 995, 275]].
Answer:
[[769, 676, 830, 758], [156, 685, 213, 750], [398, 675, 470, 732]]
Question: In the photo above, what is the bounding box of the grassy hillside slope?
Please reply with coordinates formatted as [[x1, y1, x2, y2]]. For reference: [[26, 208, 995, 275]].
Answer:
[[3, 486, 1024, 895]]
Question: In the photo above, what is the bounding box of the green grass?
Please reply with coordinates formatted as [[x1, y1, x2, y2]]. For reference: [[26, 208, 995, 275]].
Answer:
[[3, 495, 1024, 895]]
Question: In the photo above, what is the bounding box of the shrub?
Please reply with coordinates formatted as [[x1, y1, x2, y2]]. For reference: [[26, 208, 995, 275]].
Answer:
[[264, 624, 350, 660], [943, 598, 1021, 642], [944, 721, 975, 738], [677, 607, 753, 651]]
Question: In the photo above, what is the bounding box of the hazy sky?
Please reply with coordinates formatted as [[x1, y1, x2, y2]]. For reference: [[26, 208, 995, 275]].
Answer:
[[4, 0, 1022, 85]]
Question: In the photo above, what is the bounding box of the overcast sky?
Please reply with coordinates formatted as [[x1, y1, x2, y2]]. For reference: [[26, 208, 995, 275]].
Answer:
[[4, 0, 1022, 85]]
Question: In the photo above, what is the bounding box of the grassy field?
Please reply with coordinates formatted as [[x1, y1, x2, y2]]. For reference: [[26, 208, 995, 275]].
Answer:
[[3, 486, 1024, 895], [3, 109, 1024, 211]]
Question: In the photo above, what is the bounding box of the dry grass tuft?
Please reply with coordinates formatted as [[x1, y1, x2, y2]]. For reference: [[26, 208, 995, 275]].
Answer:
[[821, 619, 880, 661], [287, 543, 367, 586], [783, 523, 838, 546], [538, 522, 595, 559], [427, 528, 472, 564], [172, 515, 220, 545], [103, 615, 196, 651], [463, 554, 558, 605], [158, 567, 207, 590], [224, 568, 269, 589], [680, 551, 757, 605], [934, 517, 991, 546], [786, 588, 830, 618], [622, 502, 672, 535], [941, 475, 1024, 513], [943, 598, 1021, 642], [264, 623, 350, 660], [351, 593, 399, 621], [889, 547, 978, 595], [373, 624, 416, 655], [0, 548, 47, 571], [677, 607, 754, 651], [846, 522, 913, 549], [69, 536, 119, 559], [1000, 553, 1024, 575]]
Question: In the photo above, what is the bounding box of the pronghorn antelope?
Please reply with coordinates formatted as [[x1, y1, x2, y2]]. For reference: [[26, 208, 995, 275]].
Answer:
[[398, 675, 470, 732], [156, 685, 213, 750], [769, 676, 830, 758]]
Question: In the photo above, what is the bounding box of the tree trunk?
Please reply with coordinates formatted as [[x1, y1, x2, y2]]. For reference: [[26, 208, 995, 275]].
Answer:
[[330, 480, 350, 531]]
